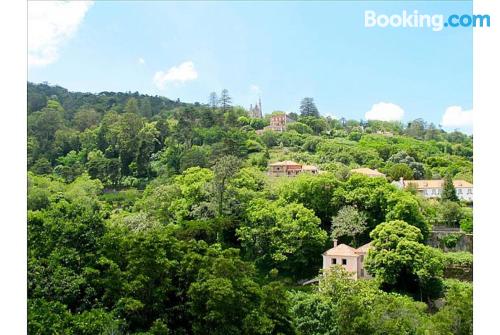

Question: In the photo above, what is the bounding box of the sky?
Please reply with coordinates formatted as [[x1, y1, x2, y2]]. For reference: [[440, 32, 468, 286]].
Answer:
[[28, 1, 473, 132]]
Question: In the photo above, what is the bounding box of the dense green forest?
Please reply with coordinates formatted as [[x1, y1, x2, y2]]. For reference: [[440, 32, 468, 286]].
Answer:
[[28, 82, 473, 334]]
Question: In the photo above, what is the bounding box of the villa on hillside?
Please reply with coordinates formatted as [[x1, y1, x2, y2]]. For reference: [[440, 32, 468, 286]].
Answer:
[[393, 178, 473, 201], [350, 167, 386, 178], [322, 240, 372, 280], [268, 161, 319, 177], [263, 113, 295, 132]]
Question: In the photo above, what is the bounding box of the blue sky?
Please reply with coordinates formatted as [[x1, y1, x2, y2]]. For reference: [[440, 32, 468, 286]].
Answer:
[[28, 1, 473, 131]]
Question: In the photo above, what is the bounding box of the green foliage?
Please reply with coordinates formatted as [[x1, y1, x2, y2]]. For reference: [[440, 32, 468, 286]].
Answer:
[[27, 83, 473, 334], [330, 205, 368, 247], [237, 199, 328, 278], [366, 220, 444, 300], [278, 172, 339, 227], [287, 121, 313, 134], [299, 97, 319, 117], [460, 207, 473, 233], [290, 291, 338, 335], [441, 233, 463, 248], [423, 280, 473, 334], [385, 163, 414, 181], [436, 200, 464, 227], [442, 174, 459, 202]]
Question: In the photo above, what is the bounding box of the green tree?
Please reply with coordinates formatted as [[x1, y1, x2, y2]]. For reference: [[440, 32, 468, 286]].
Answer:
[[279, 172, 339, 228], [73, 108, 101, 131], [299, 97, 319, 117], [386, 163, 414, 181], [219, 89, 232, 113], [365, 220, 444, 300], [423, 280, 472, 335], [437, 200, 463, 227], [211, 155, 241, 216], [237, 199, 327, 278], [290, 291, 338, 335], [125, 97, 140, 114], [442, 174, 459, 202], [330, 206, 368, 247], [187, 246, 269, 335], [208, 92, 219, 110]]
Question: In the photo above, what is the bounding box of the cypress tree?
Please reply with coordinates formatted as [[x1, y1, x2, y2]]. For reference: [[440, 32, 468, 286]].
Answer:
[[442, 174, 459, 202]]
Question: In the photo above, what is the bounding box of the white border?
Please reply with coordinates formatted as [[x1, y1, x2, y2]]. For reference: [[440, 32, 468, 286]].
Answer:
[[474, 0, 500, 333], [1, 0, 499, 333], [0, 0, 27, 333]]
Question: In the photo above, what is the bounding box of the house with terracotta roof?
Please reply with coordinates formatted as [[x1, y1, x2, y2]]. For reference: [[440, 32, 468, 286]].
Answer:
[[393, 178, 473, 201], [322, 240, 372, 280], [268, 161, 319, 177], [350, 167, 386, 178]]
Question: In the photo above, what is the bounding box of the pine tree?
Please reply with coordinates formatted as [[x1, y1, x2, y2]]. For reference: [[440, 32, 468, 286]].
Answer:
[[219, 89, 232, 113], [299, 97, 319, 117], [442, 174, 459, 202], [208, 92, 218, 110]]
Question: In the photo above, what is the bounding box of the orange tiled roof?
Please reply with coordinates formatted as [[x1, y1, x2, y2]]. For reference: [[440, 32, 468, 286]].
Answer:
[[323, 244, 358, 257], [355, 242, 372, 253]]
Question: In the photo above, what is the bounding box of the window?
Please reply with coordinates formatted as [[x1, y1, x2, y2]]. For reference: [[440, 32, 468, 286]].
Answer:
[[331, 258, 336, 265], [457, 189, 462, 194], [360, 269, 364, 277], [468, 189, 472, 194], [359, 255, 364, 262], [342, 259, 347, 265]]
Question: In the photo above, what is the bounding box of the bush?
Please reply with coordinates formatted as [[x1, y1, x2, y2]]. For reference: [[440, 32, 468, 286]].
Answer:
[[441, 233, 463, 249]]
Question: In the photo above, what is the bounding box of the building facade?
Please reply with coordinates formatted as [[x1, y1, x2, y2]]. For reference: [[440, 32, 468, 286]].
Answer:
[[393, 178, 473, 201], [263, 113, 295, 132], [322, 240, 372, 280], [268, 161, 319, 177]]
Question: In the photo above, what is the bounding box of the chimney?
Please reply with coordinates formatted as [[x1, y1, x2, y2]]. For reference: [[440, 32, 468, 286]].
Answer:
[[333, 239, 338, 248]]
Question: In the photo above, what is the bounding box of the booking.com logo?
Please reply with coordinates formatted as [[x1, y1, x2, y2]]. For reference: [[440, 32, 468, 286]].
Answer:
[[365, 10, 491, 31]]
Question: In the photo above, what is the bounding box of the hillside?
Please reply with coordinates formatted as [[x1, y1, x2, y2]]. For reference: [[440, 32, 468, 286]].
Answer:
[[27, 82, 473, 334]]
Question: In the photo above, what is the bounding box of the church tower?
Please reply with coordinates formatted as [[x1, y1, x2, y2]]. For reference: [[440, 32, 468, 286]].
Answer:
[[248, 98, 263, 118]]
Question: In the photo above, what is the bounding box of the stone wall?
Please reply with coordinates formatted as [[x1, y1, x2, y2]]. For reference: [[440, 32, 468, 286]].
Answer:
[[427, 228, 473, 252]]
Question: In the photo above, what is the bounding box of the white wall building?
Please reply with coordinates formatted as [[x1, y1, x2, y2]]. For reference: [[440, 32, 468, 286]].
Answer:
[[322, 240, 372, 280], [393, 178, 473, 201]]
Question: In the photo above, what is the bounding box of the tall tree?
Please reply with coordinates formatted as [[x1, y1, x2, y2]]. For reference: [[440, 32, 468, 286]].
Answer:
[[219, 89, 232, 113], [365, 220, 444, 301], [330, 206, 368, 247], [212, 155, 240, 216], [208, 92, 219, 110], [299, 97, 319, 117], [125, 97, 140, 114], [442, 174, 459, 202]]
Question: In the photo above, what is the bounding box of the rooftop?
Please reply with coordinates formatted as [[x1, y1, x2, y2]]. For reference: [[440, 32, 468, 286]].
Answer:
[[350, 168, 385, 177], [269, 160, 301, 166], [323, 243, 358, 257], [323, 242, 373, 257]]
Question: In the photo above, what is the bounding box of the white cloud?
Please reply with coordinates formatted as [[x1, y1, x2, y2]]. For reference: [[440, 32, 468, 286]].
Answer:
[[365, 102, 405, 121], [249, 84, 262, 95], [153, 61, 198, 89], [138, 57, 145, 65], [28, 1, 93, 67], [441, 106, 473, 128]]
